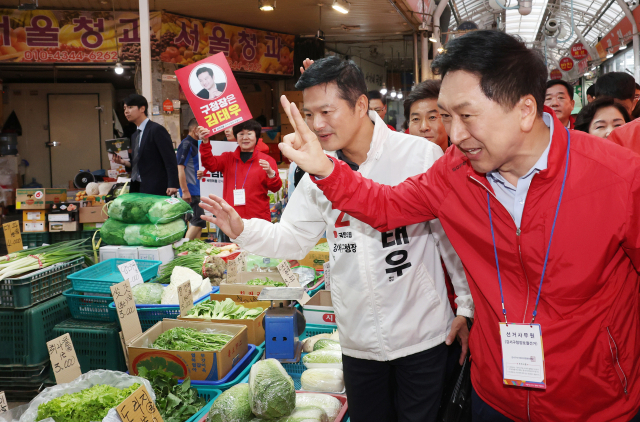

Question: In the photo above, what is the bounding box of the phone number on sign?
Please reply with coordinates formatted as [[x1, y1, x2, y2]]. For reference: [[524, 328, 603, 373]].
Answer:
[[23, 49, 119, 62]]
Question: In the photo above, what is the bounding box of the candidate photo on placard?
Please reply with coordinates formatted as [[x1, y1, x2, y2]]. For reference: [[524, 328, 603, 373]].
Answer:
[[189, 64, 227, 100]]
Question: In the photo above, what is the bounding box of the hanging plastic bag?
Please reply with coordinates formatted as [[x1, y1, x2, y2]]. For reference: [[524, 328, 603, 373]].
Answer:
[[100, 218, 187, 247], [108, 193, 192, 224]]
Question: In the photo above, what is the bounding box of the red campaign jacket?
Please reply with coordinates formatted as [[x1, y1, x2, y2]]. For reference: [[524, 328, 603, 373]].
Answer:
[[312, 108, 640, 421], [200, 143, 282, 221], [608, 118, 640, 156]]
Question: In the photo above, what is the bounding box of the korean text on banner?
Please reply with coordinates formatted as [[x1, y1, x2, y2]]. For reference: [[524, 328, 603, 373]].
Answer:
[[175, 52, 252, 137]]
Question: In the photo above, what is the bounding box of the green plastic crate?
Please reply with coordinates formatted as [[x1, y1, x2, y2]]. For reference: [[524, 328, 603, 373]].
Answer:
[[0, 257, 84, 309], [0, 295, 71, 366], [0, 360, 50, 383], [51, 318, 127, 375], [50, 231, 83, 243], [81, 230, 100, 241], [21, 232, 50, 248]]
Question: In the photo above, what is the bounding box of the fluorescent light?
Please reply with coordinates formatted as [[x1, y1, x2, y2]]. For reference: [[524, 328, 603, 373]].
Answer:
[[397, 91, 403, 99], [390, 89, 397, 98], [332, 0, 350, 14], [429, 36, 438, 43], [619, 40, 627, 50], [606, 48, 613, 58], [114, 62, 124, 75], [259, 0, 276, 11], [380, 83, 387, 95]]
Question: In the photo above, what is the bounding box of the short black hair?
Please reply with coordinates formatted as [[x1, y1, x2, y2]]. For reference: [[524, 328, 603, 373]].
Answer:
[[586, 85, 595, 97], [432, 30, 547, 116], [124, 94, 148, 116], [187, 118, 198, 130], [196, 67, 213, 78], [232, 119, 262, 139], [574, 96, 631, 133], [594, 72, 635, 101], [546, 80, 574, 100], [295, 56, 368, 108], [368, 90, 387, 106], [403, 80, 442, 121]]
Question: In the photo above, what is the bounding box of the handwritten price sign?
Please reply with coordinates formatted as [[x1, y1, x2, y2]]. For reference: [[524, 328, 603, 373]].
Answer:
[[178, 280, 194, 317], [117, 384, 164, 422], [3, 221, 23, 254], [110, 280, 143, 343], [47, 333, 82, 384], [276, 260, 298, 286], [118, 260, 144, 287]]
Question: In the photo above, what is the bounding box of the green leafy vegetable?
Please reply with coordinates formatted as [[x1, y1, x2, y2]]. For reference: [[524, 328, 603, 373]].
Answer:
[[132, 282, 165, 304], [246, 277, 286, 287], [187, 298, 263, 320], [303, 350, 343, 364], [151, 327, 234, 351], [313, 339, 341, 352], [136, 356, 186, 377], [108, 193, 191, 224], [101, 218, 187, 247], [207, 384, 253, 422], [35, 383, 140, 422], [249, 359, 296, 419], [174, 239, 222, 255], [156, 254, 207, 283], [137, 366, 206, 422]]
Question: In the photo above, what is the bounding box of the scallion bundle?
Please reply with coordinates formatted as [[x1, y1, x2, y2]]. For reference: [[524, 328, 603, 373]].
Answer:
[[156, 253, 207, 283]]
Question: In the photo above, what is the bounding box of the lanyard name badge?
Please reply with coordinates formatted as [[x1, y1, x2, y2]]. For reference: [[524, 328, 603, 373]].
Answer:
[[489, 129, 570, 390], [233, 159, 254, 206]]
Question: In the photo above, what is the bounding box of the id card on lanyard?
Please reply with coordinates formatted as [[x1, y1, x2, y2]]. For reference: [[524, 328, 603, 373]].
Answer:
[[489, 128, 570, 390], [234, 158, 253, 206]]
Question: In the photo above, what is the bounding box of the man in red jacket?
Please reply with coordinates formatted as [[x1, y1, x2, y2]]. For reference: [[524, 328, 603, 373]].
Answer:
[[278, 30, 640, 421]]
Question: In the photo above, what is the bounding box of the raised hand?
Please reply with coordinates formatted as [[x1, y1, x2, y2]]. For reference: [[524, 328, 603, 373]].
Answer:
[[259, 159, 276, 178], [278, 95, 334, 177], [196, 126, 211, 143], [199, 195, 244, 239]]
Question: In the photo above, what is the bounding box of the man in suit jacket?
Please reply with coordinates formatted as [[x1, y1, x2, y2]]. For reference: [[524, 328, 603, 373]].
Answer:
[[114, 94, 179, 196]]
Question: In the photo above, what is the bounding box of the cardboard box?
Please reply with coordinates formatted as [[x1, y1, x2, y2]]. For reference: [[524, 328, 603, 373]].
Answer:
[[83, 222, 104, 231], [278, 91, 304, 113], [116, 246, 139, 260], [23, 210, 45, 221], [49, 221, 80, 232], [219, 272, 291, 307], [99, 245, 120, 261], [79, 206, 108, 223], [45, 189, 67, 206], [179, 294, 269, 346], [16, 188, 67, 209], [23, 221, 46, 232], [127, 319, 249, 381], [302, 290, 336, 326], [299, 239, 329, 271]]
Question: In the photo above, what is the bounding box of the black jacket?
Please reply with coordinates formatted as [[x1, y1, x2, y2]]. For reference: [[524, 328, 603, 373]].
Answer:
[[132, 120, 179, 195]]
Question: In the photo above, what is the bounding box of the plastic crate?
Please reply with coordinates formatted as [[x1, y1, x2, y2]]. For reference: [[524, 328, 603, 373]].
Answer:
[[0, 295, 71, 366], [81, 230, 101, 241], [187, 389, 222, 422], [68, 258, 161, 294], [0, 257, 84, 309], [50, 231, 83, 243], [185, 344, 257, 388], [63, 289, 117, 322], [0, 360, 50, 383], [308, 281, 325, 297], [51, 318, 127, 375], [21, 232, 50, 248], [282, 324, 337, 389]]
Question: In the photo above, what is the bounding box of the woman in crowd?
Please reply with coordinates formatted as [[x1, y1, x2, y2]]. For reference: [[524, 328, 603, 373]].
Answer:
[[199, 119, 282, 241], [574, 96, 631, 139]]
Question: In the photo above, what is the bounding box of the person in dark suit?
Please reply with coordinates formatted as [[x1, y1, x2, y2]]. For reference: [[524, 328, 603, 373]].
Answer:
[[113, 94, 179, 196], [195, 67, 226, 100]]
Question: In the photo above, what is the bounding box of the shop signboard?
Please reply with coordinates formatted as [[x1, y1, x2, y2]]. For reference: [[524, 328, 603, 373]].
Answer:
[[594, 6, 640, 59], [570, 43, 588, 60], [559, 57, 574, 72], [577, 58, 588, 74], [549, 69, 562, 80], [0, 9, 295, 75]]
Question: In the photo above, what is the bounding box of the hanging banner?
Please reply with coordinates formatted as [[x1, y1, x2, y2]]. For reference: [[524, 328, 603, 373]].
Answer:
[[176, 52, 253, 136], [549, 69, 562, 80], [570, 43, 588, 60], [578, 58, 588, 74], [0, 9, 295, 75], [559, 57, 574, 72]]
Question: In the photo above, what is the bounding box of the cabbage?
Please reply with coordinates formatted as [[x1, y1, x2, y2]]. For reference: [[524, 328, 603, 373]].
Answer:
[[272, 406, 328, 422], [248, 359, 296, 419], [101, 218, 186, 247], [295, 394, 342, 422], [161, 266, 210, 305], [207, 384, 253, 422], [300, 369, 345, 394], [132, 283, 164, 304], [303, 351, 342, 364], [312, 340, 341, 352]]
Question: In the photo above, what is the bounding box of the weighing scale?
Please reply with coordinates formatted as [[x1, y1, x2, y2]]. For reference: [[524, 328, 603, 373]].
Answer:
[[259, 287, 307, 363]]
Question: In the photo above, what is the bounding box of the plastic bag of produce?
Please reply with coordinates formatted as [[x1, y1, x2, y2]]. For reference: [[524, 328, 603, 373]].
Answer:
[[291, 266, 316, 287], [18, 369, 155, 422], [302, 351, 342, 370], [207, 384, 253, 422], [300, 369, 345, 394], [108, 193, 191, 224], [246, 255, 282, 272], [132, 282, 165, 304], [272, 406, 328, 422], [248, 359, 296, 419], [100, 218, 187, 247], [295, 395, 342, 422], [312, 339, 341, 352]]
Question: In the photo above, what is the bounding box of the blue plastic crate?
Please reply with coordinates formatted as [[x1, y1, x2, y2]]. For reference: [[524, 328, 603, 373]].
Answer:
[[136, 286, 219, 308], [187, 388, 222, 422], [68, 258, 161, 294], [184, 344, 257, 387], [63, 289, 117, 322]]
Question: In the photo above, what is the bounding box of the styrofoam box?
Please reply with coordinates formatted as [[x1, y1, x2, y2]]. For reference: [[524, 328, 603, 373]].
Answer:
[[116, 246, 139, 260], [99, 246, 120, 262], [138, 245, 174, 272]]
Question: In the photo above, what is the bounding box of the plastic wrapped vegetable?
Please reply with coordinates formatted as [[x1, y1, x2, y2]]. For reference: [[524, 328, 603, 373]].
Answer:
[[312, 340, 341, 352], [300, 369, 345, 394], [248, 359, 296, 419], [270, 407, 328, 422], [246, 255, 282, 272], [207, 384, 253, 422], [132, 283, 165, 304], [100, 218, 187, 247], [108, 193, 191, 224], [295, 394, 342, 422], [303, 351, 342, 369]]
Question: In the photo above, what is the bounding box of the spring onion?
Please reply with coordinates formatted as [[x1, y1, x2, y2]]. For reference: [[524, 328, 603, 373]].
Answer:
[[156, 254, 207, 283]]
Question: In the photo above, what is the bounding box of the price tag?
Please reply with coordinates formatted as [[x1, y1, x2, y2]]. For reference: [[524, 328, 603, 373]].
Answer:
[[237, 251, 248, 271], [3, 221, 23, 254], [116, 384, 164, 422], [118, 260, 144, 288], [323, 262, 331, 291], [0, 391, 7, 414], [47, 333, 82, 384], [226, 258, 238, 284], [177, 281, 193, 317], [277, 260, 298, 286], [110, 280, 143, 343]]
